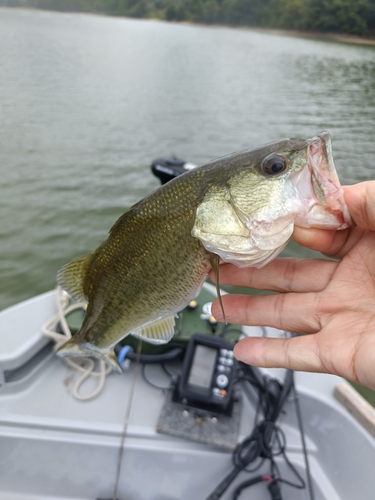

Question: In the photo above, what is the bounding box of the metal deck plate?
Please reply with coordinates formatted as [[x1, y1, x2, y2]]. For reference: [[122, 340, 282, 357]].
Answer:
[[156, 388, 242, 451]]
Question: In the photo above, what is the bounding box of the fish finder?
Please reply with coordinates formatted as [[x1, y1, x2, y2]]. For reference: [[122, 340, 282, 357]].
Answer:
[[174, 334, 237, 415]]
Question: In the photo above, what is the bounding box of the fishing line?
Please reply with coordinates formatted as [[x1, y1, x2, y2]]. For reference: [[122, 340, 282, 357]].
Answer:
[[112, 339, 143, 500]]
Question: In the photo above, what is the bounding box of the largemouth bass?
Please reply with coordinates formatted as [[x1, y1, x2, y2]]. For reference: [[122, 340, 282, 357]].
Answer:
[[57, 132, 351, 371]]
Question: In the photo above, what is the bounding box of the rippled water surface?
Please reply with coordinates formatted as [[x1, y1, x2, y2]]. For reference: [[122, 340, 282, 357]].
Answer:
[[1, 8, 374, 310]]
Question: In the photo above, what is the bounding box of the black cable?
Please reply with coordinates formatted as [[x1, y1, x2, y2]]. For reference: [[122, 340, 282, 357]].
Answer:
[[115, 342, 184, 389], [270, 368, 293, 421], [114, 343, 185, 364], [237, 362, 265, 389], [120, 341, 311, 500], [274, 452, 305, 489], [116, 338, 312, 500], [231, 475, 269, 500], [141, 363, 171, 391], [161, 361, 175, 378], [268, 442, 305, 490], [205, 369, 294, 500], [292, 381, 315, 500], [268, 480, 283, 500], [206, 467, 242, 500]]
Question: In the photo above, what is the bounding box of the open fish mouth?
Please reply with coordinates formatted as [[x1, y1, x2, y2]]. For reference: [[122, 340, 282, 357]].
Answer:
[[295, 131, 352, 229]]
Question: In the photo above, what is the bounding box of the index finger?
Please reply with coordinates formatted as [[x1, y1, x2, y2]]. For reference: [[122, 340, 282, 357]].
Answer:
[[292, 225, 350, 257], [210, 258, 338, 293]]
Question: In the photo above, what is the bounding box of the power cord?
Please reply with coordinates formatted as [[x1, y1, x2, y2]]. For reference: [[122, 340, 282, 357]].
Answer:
[[206, 365, 311, 500]]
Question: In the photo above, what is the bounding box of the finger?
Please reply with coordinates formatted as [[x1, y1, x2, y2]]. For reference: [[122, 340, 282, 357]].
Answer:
[[344, 182, 375, 232], [233, 335, 326, 373], [211, 293, 323, 333], [293, 224, 366, 259], [210, 258, 338, 293], [292, 225, 351, 256]]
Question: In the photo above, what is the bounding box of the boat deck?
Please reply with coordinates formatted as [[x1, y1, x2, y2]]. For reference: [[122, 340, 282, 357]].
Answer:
[[0, 291, 374, 500]]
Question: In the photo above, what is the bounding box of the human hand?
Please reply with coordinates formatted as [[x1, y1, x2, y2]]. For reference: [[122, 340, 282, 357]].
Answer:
[[210, 181, 375, 390]]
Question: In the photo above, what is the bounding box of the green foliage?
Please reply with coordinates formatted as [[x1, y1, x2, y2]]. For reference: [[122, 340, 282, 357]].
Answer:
[[214, 0, 266, 26], [269, 0, 309, 31], [306, 0, 370, 34], [2, 0, 374, 37], [169, 4, 188, 22]]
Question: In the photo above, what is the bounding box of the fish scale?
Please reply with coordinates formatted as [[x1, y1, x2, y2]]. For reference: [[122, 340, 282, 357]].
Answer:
[[79, 169, 212, 348], [57, 132, 352, 372]]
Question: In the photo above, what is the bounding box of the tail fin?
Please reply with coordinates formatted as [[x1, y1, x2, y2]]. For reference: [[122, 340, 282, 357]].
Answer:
[[57, 338, 123, 374]]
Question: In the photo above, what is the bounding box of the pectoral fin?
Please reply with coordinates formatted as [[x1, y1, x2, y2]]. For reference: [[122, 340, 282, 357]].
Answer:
[[130, 315, 176, 344]]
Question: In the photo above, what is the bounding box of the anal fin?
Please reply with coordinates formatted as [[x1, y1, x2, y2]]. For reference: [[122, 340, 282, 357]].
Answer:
[[130, 315, 176, 345]]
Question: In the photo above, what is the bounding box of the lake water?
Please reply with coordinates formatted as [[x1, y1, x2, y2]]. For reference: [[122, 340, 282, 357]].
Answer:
[[1, 7, 374, 310]]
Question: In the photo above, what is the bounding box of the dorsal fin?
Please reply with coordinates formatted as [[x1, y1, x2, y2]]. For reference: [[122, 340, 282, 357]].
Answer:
[[57, 254, 91, 302]]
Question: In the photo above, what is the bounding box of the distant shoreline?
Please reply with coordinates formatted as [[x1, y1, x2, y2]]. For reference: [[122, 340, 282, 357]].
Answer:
[[2, 6, 375, 47], [178, 20, 375, 46], [247, 26, 375, 46]]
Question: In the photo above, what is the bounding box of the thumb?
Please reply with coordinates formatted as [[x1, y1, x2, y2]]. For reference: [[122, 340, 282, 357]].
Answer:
[[344, 181, 375, 232]]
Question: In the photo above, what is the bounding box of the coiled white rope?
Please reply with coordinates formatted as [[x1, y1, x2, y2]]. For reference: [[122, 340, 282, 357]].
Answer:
[[42, 286, 112, 400]]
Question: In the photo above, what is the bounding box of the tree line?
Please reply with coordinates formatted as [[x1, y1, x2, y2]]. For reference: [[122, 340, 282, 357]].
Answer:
[[1, 0, 375, 37]]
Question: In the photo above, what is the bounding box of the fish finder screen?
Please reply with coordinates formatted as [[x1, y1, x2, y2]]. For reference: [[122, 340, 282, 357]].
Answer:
[[187, 345, 217, 388]]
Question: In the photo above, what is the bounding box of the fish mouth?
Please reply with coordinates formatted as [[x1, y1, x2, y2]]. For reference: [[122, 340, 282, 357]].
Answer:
[[295, 131, 352, 229]]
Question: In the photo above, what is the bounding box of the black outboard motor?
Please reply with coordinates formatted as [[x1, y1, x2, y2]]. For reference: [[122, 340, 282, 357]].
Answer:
[[151, 156, 197, 185]]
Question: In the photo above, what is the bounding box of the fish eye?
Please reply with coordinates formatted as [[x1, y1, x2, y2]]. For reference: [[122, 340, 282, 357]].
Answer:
[[262, 156, 288, 176]]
